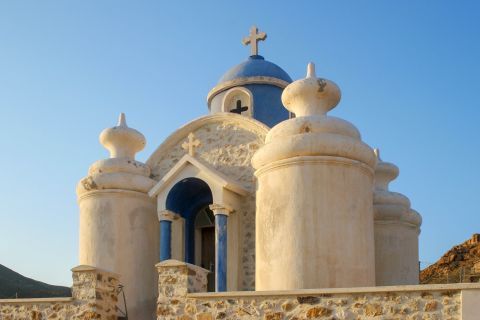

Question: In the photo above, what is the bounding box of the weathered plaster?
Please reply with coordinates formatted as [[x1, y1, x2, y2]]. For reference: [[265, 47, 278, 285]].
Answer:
[[253, 63, 376, 290]]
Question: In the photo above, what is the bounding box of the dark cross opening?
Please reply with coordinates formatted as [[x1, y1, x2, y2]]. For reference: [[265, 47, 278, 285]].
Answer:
[[230, 100, 249, 114]]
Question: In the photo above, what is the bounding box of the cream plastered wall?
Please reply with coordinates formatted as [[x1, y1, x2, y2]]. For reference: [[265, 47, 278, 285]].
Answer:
[[77, 114, 159, 320], [78, 190, 158, 318], [254, 157, 376, 290], [147, 113, 269, 290], [374, 220, 420, 285]]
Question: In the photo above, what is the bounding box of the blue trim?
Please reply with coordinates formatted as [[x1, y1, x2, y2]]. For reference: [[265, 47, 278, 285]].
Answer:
[[160, 220, 172, 261], [215, 214, 228, 292]]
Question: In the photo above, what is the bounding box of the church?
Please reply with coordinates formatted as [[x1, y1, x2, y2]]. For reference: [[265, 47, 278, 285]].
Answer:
[[5, 26, 478, 320], [74, 26, 426, 318]]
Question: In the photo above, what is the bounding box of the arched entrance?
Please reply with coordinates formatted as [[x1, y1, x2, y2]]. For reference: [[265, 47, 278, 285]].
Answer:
[[165, 177, 215, 291], [149, 152, 250, 291]]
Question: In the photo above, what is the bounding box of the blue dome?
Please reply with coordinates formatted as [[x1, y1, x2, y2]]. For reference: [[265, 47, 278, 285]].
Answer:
[[218, 55, 292, 83]]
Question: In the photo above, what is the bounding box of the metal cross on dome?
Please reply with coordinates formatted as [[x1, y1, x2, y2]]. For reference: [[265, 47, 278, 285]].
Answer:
[[242, 26, 267, 56], [182, 132, 201, 157]]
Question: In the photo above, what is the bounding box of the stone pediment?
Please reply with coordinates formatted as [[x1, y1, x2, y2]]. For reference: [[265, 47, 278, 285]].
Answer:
[[146, 113, 269, 194], [148, 154, 248, 200]]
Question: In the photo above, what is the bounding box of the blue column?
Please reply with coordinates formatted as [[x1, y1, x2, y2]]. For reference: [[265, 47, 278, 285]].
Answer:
[[214, 212, 228, 292], [160, 220, 172, 261]]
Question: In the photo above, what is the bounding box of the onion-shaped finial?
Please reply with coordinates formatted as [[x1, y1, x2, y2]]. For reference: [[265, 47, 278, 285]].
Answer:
[[99, 113, 146, 159], [281, 62, 341, 117], [374, 148, 400, 191]]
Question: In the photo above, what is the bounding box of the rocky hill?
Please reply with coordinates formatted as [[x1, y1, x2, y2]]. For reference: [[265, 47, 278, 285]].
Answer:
[[0, 264, 71, 299], [421, 234, 480, 284]]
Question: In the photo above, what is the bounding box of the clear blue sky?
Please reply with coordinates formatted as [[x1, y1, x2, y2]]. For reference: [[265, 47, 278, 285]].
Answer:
[[0, 1, 479, 286]]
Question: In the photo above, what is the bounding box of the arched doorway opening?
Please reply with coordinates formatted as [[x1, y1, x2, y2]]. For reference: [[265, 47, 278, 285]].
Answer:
[[194, 206, 215, 292], [165, 177, 215, 291]]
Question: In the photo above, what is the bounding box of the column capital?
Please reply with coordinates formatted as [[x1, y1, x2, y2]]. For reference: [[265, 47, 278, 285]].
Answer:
[[158, 209, 180, 222], [209, 203, 234, 216]]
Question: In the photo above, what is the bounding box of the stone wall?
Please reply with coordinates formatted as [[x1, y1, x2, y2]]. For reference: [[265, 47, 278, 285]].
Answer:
[[0, 265, 119, 320], [157, 259, 480, 320]]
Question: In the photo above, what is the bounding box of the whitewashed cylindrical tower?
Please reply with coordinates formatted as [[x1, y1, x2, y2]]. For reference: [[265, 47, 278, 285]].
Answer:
[[373, 149, 422, 285], [76, 114, 158, 320], [252, 63, 377, 290]]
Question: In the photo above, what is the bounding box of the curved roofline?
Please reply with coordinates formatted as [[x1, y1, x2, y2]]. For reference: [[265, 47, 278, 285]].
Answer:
[[207, 76, 290, 106], [146, 113, 270, 168], [218, 55, 292, 83]]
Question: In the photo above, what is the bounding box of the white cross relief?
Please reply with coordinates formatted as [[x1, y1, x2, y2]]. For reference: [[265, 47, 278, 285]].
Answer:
[[182, 132, 201, 157], [242, 26, 267, 56]]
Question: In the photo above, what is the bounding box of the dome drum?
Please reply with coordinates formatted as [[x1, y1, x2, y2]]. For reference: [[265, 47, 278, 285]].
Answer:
[[208, 55, 292, 128]]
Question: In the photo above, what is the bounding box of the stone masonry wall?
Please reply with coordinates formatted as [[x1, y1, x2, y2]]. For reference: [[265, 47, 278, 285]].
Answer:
[[0, 265, 119, 320], [157, 260, 208, 318], [156, 260, 478, 320], [184, 290, 460, 320]]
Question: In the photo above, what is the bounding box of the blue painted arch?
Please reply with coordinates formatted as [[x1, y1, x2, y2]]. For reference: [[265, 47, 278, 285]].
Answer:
[[165, 177, 213, 264]]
